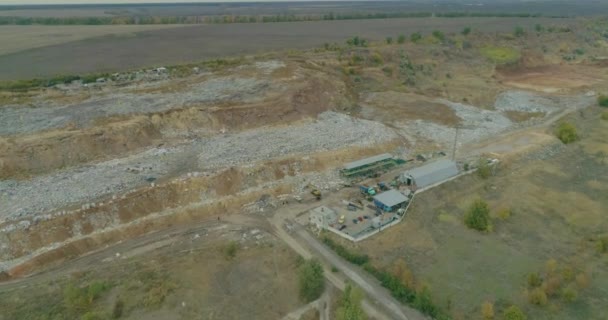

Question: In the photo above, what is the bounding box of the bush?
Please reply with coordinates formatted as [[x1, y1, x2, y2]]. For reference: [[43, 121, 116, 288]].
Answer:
[[386, 36, 393, 44], [477, 158, 492, 179], [480, 46, 521, 64], [462, 26, 471, 36], [527, 272, 542, 288], [527, 288, 548, 305], [481, 301, 494, 319], [225, 241, 239, 259], [112, 299, 124, 319], [575, 273, 590, 289], [555, 122, 578, 144], [542, 276, 562, 297], [397, 34, 406, 44], [432, 30, 445, 42], [601, 111, 608, 121], [561, 286, 578, 302], [598, 95, 608, 107], [331, 265, 339, 273], [410, 32, 422, 43], [322, 237, 369, 265], [535, 24, 544, 32], [414, 286, 439, 317], [298, 259, 325, 302], [597, 236, 608, 253], [464, 199, 491, 231], [503, 305, 527, 320], [497, 207, 512, 220], [336, 284, 367, 320], [514, 26, 525, 37]]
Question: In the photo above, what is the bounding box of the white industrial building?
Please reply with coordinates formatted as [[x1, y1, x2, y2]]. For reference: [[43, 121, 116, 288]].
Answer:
[[400, 159, 459, 189]]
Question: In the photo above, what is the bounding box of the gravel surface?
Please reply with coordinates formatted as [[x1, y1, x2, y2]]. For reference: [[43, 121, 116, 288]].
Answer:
[[0, 60, 289, 136], [0, 112, 397, 220], [405, 90, 596, 147], [407, 98, 512, 147], [494, 90, 594, 113]]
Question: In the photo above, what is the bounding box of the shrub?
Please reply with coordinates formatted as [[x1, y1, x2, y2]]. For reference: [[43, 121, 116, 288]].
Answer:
[[527, 288, 548, 305], [481, 301, 494, 319], [561, 286, 578, 302], [562, 266, 575, 281], [432, 30, 445, 42], [371, 52, 384, 65], [464, 199, 491, 231], [480, 46, 521, 65], [336, 284, 367, 320], [382, 66, 393, 76], [497, 207, 512, 220], [527, 272, 542, 288], [503, 305, 527, 320], [542, 276, 562, 297], [545, 259, 558, 275], [514, 26, 525, 37], [331, 266, 339, 273], [298, 259, 325, 302], [410, 32, 422, 43], [575, 273, 590, 289], [462, 26, 471, 36], [397, 34, 406, 44], [601, 111, 608, 121], [112, 299, 124, 319], [477, 158, 492, 179], [386, 36, 393, 44], [598, 95, 608, 107], [225, 241, 239, 259], [535, 24, 544, 32], [555, 122, 578, 144], [597, 236, 608, 253], [414, 286, 440, 317], [322, 237, 369, 265]]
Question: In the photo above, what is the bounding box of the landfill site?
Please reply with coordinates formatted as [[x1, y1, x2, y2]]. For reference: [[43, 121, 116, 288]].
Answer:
[[1, 15, 608, 320]]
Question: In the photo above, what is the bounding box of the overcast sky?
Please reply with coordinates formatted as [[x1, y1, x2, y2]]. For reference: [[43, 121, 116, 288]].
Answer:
[[2, 0, 344, 4]]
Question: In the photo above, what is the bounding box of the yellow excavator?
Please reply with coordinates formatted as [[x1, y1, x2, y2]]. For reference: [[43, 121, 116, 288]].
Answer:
[[308, 184, 322, 200]]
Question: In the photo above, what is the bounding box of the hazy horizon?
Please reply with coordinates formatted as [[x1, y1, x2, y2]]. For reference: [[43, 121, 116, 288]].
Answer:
[[3, 0, 359, 5]]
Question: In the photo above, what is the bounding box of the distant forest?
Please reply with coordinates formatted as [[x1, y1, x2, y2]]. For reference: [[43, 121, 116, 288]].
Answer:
[[0, 12, 565, 26]]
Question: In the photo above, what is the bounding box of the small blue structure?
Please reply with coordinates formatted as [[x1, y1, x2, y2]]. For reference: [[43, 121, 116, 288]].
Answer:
[[373, 190, 409, 212]]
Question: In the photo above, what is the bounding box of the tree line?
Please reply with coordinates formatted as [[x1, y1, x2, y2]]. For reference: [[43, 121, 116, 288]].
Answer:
[[0, 11, 565, 26]]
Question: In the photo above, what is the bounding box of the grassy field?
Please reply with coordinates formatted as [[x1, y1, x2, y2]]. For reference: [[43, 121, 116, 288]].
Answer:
[[0, 223, 302, 320], [0, 25, 185, 56], [340, 108, 608, 319], [0, 17, 575, 80]]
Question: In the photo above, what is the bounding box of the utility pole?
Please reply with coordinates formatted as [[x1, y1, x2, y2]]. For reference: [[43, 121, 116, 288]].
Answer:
[[451, 126, 459, 161]]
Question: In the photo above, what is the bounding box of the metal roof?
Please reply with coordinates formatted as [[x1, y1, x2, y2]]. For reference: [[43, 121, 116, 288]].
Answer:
[[404, 159, 459, 188], [373, 190, 409, 207], [344, 153, 393, 170]]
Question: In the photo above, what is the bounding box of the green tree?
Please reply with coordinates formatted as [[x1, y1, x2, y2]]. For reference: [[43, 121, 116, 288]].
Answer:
[[386, 36, 393, 44], [514, 26, 525, 37], [410, 32, 422, 43], [462, 26, 471, 36], [598, 95, 608, 107], [397, 34, 406, 44], [298, 259, 325, 302], [464, 199, 490, 231], [336, 284, 367, 320], [555, 122, 578, 144], [503, 305, 527, 320]]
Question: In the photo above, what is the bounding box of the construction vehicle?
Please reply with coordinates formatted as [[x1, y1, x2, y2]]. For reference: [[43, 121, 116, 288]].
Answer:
[[359, 185, 377, 196], [377, 182, 389, 191], [307, 184, 322, 200]]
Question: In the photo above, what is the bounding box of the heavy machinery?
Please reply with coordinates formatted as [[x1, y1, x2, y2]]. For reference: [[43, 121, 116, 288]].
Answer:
[[359, 185, 377, 196], [308, 184, 322, 200]]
